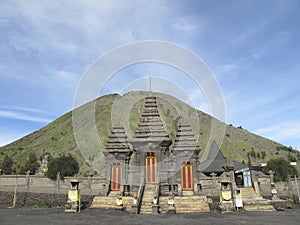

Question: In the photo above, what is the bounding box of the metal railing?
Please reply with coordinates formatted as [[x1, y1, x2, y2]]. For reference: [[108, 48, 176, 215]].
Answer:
[[154, 182, 160, 204], [136, 171, 145, 213]]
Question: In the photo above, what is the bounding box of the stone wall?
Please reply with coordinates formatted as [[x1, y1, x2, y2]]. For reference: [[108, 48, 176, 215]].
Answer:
[[0, 172, 299, 205], [0, 191, 96, 208], [198, 173, 222, 198], [258, 176, 272, 198], [0, 175, 106, 195], [259, 175, 300, 200], [197, 171, 300, 200]]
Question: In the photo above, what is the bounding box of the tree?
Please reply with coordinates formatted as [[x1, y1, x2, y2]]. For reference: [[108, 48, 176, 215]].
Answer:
[[1, 155, 14, 174], [20, 152, 40, 175], [247, 148, 256, 158], [287, 153, 297, 162], [256, 152, 261, 159], [262, 158, 298, 182], [261, 151, 266, 160], [46, 155, 79, 180]]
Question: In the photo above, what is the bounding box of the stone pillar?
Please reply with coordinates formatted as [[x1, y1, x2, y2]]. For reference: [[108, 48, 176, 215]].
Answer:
[[125, 156, 130, 184], [269, 170, 274, 184], [152, 203, 159, 214], [230, 171, 237, 192], [192, 159, 197, 194], [105, 158, 111, 190], [87, 175, 92, 194], [211, 172, 217, 197], [269, 170, 278, 199], [177, 178, 182, 196], [25, 171, 30, 190], [156, 149, 161, 183], [288, 176, 293, 197], [56, 172, 61, 191], [194, 177, 199, 195], [124, 156, 130, 195]]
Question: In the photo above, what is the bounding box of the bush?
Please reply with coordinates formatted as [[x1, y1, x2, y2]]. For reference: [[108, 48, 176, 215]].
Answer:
[[286, 198, 293, 209], [20, 152, 39, 175], [263, 158, 298, 182], [46, 155, 79, 180], [261, 151, 266, 159], [1, 155, 14, 174], [247, 148, 256, 158], [257, 152, 261, 159], [287, 153, 297, 162]]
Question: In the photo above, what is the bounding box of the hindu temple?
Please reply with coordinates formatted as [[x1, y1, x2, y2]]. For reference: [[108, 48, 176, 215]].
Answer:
[[91, 96, 275, 213]]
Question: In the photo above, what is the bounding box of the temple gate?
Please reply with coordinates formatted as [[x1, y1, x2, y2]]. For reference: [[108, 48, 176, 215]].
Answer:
[[145, 152, 156, 184], [181, 161, 193, 191], [111, 162, 122, 191]]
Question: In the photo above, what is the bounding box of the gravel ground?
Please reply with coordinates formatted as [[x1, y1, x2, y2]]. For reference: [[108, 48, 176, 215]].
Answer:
[[0, 207, 300, 225]]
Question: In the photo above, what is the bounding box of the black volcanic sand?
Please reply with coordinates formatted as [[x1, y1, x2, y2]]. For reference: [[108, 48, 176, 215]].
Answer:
[[0, 207, 299, 225]]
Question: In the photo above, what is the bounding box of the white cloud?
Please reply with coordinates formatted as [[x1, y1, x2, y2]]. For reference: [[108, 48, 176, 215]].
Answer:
[[0, 105, 44, 114], [215, 63, 240, 79], [254, 120, 300, 147], [1, 0, 300, 149], [1, 0, 184, 104], [0, 110, 52, 123], [173, 17, 198, 33], [188, 88, 211, 113]]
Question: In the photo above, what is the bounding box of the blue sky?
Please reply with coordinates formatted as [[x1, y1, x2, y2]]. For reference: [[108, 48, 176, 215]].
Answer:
[[0, 0, 300, 149]]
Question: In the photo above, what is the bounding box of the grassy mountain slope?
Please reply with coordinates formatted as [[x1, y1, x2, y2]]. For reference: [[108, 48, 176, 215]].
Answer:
[[0, 91, 299, 175]]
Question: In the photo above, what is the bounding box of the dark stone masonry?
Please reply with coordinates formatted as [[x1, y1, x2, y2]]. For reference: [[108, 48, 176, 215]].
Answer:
[[0, 191, 96, 208]]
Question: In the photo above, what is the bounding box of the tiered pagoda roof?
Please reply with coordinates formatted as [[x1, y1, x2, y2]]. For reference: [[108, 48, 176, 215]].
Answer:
[[131, 96, 171, 149], [103, 126, 131, 156], [172, 123, 201, 156]]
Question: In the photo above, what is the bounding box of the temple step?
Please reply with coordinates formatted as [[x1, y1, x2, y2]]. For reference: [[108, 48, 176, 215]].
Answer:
[[108, 191, 120, 197], [240, 187, 263, 200], [243, 200, 275, 212], [140, 184, 157, 214], [159, 196, 210, 213], [238, 188, 275, 212], [91, 196, 134, 211]]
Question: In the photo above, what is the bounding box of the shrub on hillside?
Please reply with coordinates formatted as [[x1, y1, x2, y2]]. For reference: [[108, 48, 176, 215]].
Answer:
[[1, 155, 14, 174], [262, 158, 298, 182], [20, 152, 39, 175], [46, 155, 79, 180]]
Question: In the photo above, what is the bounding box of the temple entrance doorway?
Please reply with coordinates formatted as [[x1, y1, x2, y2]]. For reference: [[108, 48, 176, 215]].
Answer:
[[145, 152, 156, 184], [235, 168, 252, 188], [243, 170, 252, 187], [111, 162, 122, 191], [181, 161, 193, 191]]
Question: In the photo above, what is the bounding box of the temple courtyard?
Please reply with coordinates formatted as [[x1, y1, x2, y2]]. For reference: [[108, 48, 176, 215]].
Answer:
[[0, 207, 299, 225]]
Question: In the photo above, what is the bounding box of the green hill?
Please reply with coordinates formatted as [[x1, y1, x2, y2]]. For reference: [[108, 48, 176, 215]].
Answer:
[[0, 91, 299, 175]]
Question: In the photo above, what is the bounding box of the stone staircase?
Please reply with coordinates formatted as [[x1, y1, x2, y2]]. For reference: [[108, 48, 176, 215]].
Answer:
[[140, 184, 156, 214], [108, 191, 119, 197], [90, 194, 134, 211], [159, 196, 210, 213], [240, 187, 262, 200], [239, 187, 275, 212]]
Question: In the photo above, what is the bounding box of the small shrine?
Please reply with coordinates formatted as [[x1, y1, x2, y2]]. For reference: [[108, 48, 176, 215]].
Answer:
[[65, 179, 81, 213]]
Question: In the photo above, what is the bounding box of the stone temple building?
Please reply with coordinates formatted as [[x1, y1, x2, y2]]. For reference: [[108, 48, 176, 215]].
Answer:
[[91, 96, 275, 213]]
